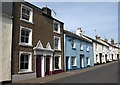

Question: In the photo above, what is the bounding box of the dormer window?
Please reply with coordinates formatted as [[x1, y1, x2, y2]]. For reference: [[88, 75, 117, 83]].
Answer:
[[21, 4, 33, 23], [53, 21, 60, 33]]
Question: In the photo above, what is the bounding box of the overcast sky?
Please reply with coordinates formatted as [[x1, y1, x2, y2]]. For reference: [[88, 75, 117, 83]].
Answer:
[[27, 2, 118, 43]]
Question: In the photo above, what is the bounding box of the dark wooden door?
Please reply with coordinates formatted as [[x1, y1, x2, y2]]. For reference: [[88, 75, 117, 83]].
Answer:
[[99, 53, 102, 64], [66, 57, 69, 71], [80, 55, 84, 69], [46, 57, 50, 76], [117, 54, 119, 60], [36, 57, 41, 77], [105, 54, 107, 62]]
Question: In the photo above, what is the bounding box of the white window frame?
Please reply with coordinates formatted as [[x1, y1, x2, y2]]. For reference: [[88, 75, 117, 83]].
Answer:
[[80, 43, 83, 51], [71, 56, 77, 66], [19, 26, 32, 46], [20, 4, 33, 24], [53, 21, 60, 34], [72, 40, 76, 49], [86, 45, 89, 52], [54, 55, 61, 70], [18, 51, 32, 73], [54, 36, 61, 50]]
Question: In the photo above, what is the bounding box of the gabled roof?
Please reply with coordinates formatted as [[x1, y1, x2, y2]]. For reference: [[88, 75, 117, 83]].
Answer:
[[64, 30, 92, 43]]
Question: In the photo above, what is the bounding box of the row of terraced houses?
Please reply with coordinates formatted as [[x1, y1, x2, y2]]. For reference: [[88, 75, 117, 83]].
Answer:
[[1, 1, 120, 83]]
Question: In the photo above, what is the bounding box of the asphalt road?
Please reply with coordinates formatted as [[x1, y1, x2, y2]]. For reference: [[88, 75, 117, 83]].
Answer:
[[48, 62, 119, 83]]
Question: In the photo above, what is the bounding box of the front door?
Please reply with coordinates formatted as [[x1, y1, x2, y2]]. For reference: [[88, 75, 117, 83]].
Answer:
[[36, 56, 41, 77], [117, 54, 119, 60], [66, 57, 69, 71], [105, 54, 107, 62], [46, 57, 50, 76], [80, 55, 84, 69], [99, 53, 102, 64]]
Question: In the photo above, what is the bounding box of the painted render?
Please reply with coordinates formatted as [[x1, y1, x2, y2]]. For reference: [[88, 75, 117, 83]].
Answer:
[[64, 30, 94, 71], [0, 14, 12, 82], [0, 2, 13, 82]]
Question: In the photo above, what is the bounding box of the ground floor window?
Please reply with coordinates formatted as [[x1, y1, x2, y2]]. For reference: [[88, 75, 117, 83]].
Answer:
[[86, 57, 90, 65], [71, 56, 77, 66], [19, 52, 32, 72], [54, 56, 61, 69]]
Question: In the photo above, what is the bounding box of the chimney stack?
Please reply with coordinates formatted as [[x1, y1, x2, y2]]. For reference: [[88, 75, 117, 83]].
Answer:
[[75, 28, 83, 36], [42, 7, 51, 16], [111, 38, 114, 45], [95, 35, 100, 40], [104, 38, 108, 43]]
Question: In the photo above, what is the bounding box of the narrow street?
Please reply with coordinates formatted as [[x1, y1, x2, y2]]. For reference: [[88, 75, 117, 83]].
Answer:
[[48, 61, 118, 83]]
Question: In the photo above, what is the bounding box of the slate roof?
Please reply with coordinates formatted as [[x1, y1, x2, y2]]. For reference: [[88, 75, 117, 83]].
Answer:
[[64, 30, 92, 43]]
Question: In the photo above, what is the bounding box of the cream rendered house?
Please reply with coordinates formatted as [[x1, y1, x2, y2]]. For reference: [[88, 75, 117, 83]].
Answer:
[[0, 2, 13, 83]]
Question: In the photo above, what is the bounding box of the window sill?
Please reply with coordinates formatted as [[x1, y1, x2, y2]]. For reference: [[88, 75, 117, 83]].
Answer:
[[72, 65, 77, 67], [20, 18, 34, 24], [19, 43, 33, 47], [54, 49, 61, 51], [72, 48, 76, 50], [54, 31, 61, 34], [54, 68, 62, 70], [18, 70, 33, 74]]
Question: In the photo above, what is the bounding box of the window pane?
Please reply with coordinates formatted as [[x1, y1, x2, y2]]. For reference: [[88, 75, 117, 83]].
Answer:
[[55, 57, 59, 69], [20, 62, 24, 69], [25, 37, 29, 43], [22, 6, 30, 21], [54, 22, 59, 32], [21, 30, 25, 36], [71, 57, 76, 66], [54, 37, 59, 49], [24, 55, 29, 61], [21, 36, 25, 42], [20, 54, 24, 61], [20, 53, 29, 70], [20, 28, 30, 44], [26, 31, 29, 36], [25, 63, 28, 69], [22, 14, 29, 20]]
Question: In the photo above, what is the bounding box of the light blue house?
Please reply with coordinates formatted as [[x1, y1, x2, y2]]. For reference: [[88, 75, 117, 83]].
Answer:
[[64, 28, 94, 71]]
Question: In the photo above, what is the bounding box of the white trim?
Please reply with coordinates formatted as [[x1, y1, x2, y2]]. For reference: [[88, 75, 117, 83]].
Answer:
[[86, 45, 89, 52], [19, 26, 32, 46], [80, 44, 83, 51], [20, 4, 33, 24], [72, 40, 76, 49], [19, 51, 32, 73], [54, 36, 61, 51], [53, 20, 60, 34]]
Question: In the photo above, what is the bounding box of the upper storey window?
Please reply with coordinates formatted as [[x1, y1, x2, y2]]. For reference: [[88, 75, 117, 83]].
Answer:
[[21, 4, 33, 23], [53, 21, 60, 33]]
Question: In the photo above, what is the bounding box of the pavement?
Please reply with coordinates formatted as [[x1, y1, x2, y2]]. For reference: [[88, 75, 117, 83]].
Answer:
[[14, 61, 118, 83]]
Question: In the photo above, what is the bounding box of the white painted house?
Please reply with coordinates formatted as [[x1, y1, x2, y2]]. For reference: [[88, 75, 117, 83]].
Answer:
[[84, 35, 110, 65]]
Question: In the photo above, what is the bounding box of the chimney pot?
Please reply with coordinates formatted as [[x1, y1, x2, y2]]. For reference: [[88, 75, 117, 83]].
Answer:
[[111, 38, 114, 45], [42, 7, 51, 16], [104, 38, 108, 43], [95, 35, 100, 40]]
